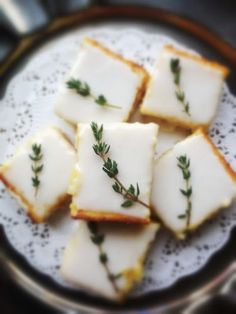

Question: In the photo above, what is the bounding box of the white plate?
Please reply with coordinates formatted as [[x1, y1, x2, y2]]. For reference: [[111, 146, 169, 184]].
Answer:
[[0, 27, 236, 295]]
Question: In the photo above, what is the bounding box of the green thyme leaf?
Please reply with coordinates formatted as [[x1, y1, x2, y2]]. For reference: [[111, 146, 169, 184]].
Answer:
[[186, 187, 192, 197], [121, 200, 134, 208], [128, 184, 135, 195], [112, 182, 122, 194], [177, 155, 186, 164], [32, 144, 41, 154], [32, 177, 40, 187], [87, 221, 98, 234], [103, 158, 118, 178], [174, 72, 180, 85], [182, 169, 190, 180], [170, 58, 180, 74], [29, 155, 41, 162], [93, 142, 110, 155], [178, 214, 187, 219], [136, 183, 140, 197], [31, 165, 43, 173], [67, 78, 90, 96], [180, 188, 192, 197], [109, 273, 122, 281], [91, 122, 103, 142], [91, 234, 104, 245], [99, 253, 108, 263], [185, 102, 190, 114], [95, 94, 107, 106]]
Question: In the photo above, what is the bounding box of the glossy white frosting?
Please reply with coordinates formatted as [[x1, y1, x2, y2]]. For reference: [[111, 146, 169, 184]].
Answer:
[[70, 122, 158, 221], [61, 221, 159, 300], [1, 127, 76, 221], [141, 47, 225, 128], [55, 39, 145, 125], [152, 130, 236, 238]]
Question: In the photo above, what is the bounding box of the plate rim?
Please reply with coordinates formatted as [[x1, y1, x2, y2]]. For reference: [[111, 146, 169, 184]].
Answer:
[[1, 4, 236, 78]]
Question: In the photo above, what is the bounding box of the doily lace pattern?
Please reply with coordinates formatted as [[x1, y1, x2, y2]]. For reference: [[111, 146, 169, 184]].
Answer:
[[0, 28, 235, 294]]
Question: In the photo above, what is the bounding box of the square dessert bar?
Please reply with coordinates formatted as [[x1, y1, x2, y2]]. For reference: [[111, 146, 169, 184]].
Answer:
[[55, 38, 149, 126], [69, 122, 158, 224], [61, 221, 159, 301], [0, 127, 76, 223], [141, 45, 229, 129], [151, 128, 236, 239]]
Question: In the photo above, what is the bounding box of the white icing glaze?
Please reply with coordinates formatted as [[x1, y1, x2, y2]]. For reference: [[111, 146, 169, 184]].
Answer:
[[152, 131, 236, 238], [61, 221, 159, 300], [141, 47, 225, 127], [70, 122, 158, 220], [1, 127, 76, 220], [55, 39, 145, 125]]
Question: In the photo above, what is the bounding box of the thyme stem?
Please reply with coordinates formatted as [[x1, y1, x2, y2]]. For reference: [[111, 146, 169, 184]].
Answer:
[[91, 122, 150, 209], [185, 173, 192, 228], [29, 143, 43, 197], [177, 155, 192, 229], [67, 78, 121, 110], [170, 58, 190, 116], [97, 244, 120, 293], [87, 222, 121, 294], [100, 154, 150, 209]]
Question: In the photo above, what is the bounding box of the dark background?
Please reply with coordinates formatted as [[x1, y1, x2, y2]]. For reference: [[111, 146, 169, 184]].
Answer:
[[0, 1, 236, 313]]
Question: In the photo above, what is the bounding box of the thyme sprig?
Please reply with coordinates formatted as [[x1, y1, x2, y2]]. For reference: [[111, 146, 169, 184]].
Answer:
[[170, 58, 190, 116], [87, 222, 122, 294], [67, 78, 121, 110], [29, 143, 43, 196], [177, 155, 192, 228], [91, 122, 149, 209]]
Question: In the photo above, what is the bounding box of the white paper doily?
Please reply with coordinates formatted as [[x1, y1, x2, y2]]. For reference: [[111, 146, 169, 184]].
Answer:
[[0, 27, 236, 295]]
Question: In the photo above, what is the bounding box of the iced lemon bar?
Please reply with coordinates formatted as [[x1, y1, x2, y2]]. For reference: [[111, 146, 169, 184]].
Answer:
[[61, 221, 159, 301], [69, 122, 158, 224], [141, 45, 229, 129], [151, 129, 236, 239], [0, 127, 76, 222], [55, 38, 149, 126]]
